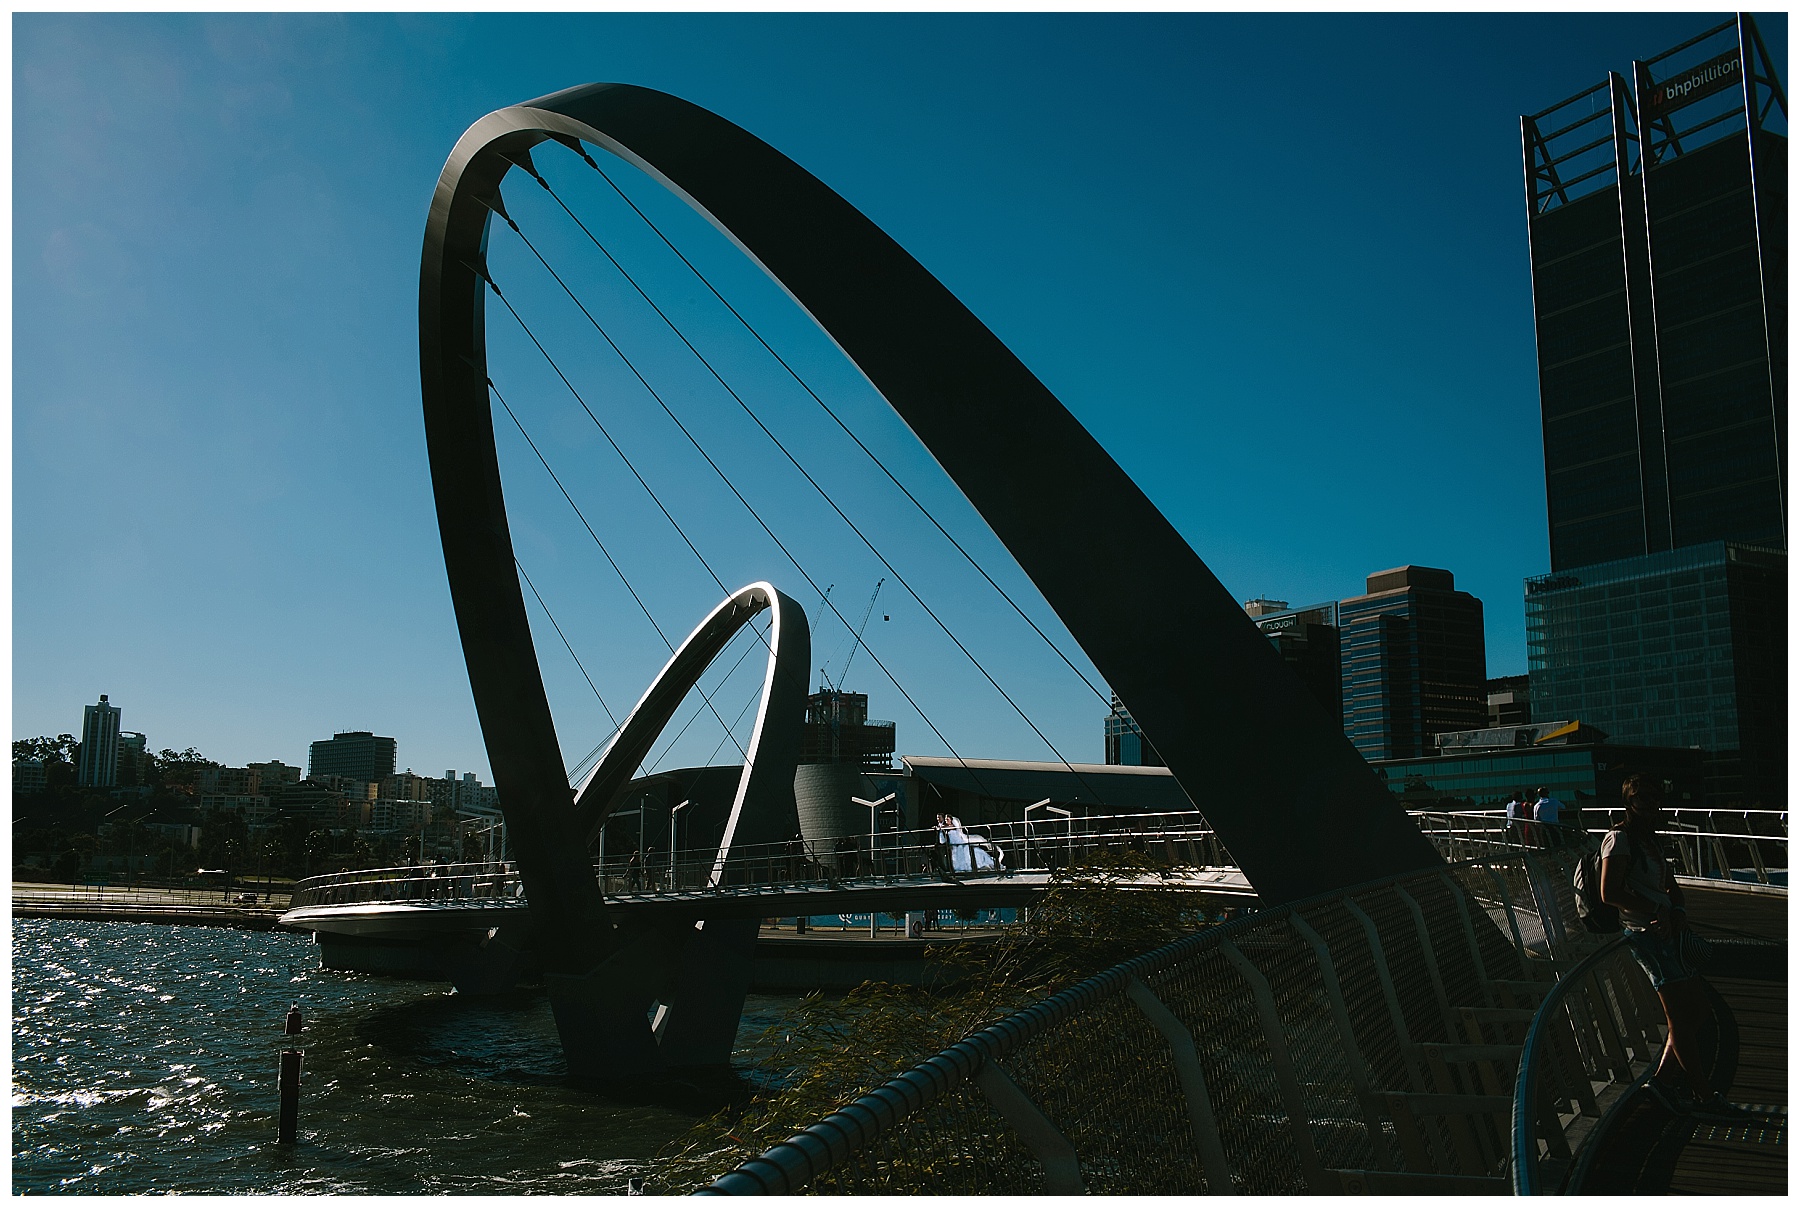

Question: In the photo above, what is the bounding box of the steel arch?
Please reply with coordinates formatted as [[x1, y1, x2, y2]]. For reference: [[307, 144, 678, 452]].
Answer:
[[420, 84, 1439, 967], [573, 582, 809, 874]]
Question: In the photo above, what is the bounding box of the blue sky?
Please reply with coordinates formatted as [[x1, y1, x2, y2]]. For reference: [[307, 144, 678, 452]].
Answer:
[[14, 12, 1784, 780]]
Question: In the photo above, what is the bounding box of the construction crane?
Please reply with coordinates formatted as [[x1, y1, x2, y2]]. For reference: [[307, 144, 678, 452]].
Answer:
[[821, 578, 884, 691]]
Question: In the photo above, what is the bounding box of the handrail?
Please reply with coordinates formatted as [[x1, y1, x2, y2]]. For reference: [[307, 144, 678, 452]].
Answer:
[[1511, 937, 1656, 1195], [699, 849, 1573, 1195]]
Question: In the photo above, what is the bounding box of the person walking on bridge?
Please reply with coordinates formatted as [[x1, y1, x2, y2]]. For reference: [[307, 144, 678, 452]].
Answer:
[[1532, 787, 1566, 848], [1600, 774, 1747, 1121]]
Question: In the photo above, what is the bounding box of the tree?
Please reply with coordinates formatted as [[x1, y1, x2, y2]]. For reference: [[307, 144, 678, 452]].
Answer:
[[147, 747, 218, 791], [304, 829, 333, 876]]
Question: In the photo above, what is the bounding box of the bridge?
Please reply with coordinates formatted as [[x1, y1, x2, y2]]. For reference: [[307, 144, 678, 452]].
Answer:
[[281, 809, 1254, 985], [696, 834, 1786, 1196], [371, 72, 1790, 1196]]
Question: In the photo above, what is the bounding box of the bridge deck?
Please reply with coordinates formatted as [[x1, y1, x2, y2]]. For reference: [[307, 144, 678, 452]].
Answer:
[[1577, 889, 1787, 1196]]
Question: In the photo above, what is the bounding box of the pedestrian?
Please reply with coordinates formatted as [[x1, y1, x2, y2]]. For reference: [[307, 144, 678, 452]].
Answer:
[[1507, 788, 1536, 847], [627, 848, 642, 892], [1533, 786, 1566, 848], [1600, 774, 1748, 1120]]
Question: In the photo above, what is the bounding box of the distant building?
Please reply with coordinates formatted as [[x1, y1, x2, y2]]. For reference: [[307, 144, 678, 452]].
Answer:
[[799, 691, 896, 771], [77, 695, 122, 788], [1339, 567, 1487, 762], [1249, 601, 1342, 728], [200, 766, 261, 796], [1526, 542, 1784, 805], [1522, 16, 1784, 570], [1103, 695, 1163, 767], [1486, 676, 1531, 728], [116, 732, 148, 788], [249, 760, 303, 796], [1518, 18, 1786, 808], [1372, 719, 1705, 814], [14, 759, 47, 797], [307, 731, 397, 783]]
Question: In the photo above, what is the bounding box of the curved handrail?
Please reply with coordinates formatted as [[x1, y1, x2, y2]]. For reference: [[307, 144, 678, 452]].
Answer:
[[699, 850, 1567, 1195], [1510, 936, 1650, 1195]]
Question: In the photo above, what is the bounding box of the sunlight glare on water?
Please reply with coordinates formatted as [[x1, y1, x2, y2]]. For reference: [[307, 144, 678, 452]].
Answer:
[[12, 920, 782, 1194]]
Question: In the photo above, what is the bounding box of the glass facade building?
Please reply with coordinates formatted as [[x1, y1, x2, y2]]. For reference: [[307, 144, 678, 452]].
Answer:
[[1521, 17, 1786, 807], [1103, 694, 1163, 767], [1339, 567, 1487, 762], [1522, 17, 1785, 572], [307, 730, 398, 784], [1526, 541, 1784, 804], [1372, 741, 1705, 813]]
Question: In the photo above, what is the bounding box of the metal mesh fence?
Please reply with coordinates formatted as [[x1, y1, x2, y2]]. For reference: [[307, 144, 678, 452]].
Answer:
[[702, 845, 1596, 1195]]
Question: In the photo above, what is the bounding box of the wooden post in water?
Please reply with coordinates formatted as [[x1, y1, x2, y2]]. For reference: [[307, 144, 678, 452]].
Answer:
[[277, 1005, 303, 1144]]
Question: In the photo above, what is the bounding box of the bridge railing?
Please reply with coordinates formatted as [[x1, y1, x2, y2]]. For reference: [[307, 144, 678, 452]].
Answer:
[[1410, 808, 1787, 886], [1511, 938, 1662, 1194], [288, 861, 522, 910], [289, 812, 1226, 908], [601, 810, 1226, 897], [700, 846, 1593, 1195]]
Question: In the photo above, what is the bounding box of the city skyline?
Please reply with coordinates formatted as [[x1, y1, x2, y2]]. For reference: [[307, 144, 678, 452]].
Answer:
[[15, 13, 1784, 780]]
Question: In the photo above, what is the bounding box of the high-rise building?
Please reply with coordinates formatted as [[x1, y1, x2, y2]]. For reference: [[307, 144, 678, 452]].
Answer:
[[1339, 567, 1487, 762], [115, 731, 148, 788], [1521, 17, 1787, 805], [77, 694, 122, 788], [1527, 541, 1784, 805], [307, 731, 397, 783], [1103, 694, 1163, 767], [1522, 16, 1785, 571], [1248, 601, 1343, 728]]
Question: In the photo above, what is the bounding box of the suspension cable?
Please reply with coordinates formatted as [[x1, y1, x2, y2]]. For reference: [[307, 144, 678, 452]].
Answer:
[[487, 378, 750, 767], [479, 257, 998, 799], [552, 144, 1111, 711], [517, 557, 619, 731], [495, 176, 1106, 803]]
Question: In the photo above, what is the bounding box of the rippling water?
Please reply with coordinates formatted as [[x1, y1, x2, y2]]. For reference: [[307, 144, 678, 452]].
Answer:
[[12, 920, 790, 1194]]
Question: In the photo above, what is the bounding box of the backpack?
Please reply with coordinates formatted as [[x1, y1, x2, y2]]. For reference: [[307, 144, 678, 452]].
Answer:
[[1572, 843, 1619, 934]]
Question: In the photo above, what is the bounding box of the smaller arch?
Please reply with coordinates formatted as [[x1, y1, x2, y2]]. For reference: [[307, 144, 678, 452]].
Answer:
[[574, 583, 810, 885]]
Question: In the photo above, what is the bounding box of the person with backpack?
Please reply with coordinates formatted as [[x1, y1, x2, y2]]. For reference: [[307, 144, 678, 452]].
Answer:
[[1506, 788, 1534, 847], [1600, 773, 1745, 1120]]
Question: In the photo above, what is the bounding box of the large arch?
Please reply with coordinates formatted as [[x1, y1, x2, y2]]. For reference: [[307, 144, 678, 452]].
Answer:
[[419, 84, 1440, 966], [573, 582, 809, 877]]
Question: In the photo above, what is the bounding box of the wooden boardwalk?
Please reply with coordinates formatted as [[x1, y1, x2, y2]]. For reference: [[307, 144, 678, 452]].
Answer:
[[1576, 889, 1786, 1196]]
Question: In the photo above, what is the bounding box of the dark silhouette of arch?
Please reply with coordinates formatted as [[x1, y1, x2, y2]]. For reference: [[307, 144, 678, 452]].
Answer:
[[420, 85, 1442, 1007]]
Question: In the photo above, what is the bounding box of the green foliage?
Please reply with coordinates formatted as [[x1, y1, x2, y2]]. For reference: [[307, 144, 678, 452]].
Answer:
[[13, 734, 78, 766], [648, 849, 1211, 1193], [148, 747, 218, 789]]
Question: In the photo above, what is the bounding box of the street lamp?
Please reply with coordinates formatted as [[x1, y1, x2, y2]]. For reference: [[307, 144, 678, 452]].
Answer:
[[1023, 799, 1070, 871], [668, 799, 691, 889], [852, 792, 898, 938]]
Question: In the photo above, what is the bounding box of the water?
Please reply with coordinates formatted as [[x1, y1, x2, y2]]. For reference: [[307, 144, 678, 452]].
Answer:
[[12, 920, 791, 1194]]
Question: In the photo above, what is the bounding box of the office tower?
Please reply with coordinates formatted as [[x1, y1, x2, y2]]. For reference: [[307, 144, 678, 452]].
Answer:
[[1522, 15, 1785, 571], [1103, 694, 1163, 767], [77, 694, 122, 788], [1527, 542, 1784, 804], [115, 731, 148, 788], [307, 730, 398, 783], [1247, 601, 1343, 728], [1339, 567, 1487, 761], [1522, 17, 1787, 804]]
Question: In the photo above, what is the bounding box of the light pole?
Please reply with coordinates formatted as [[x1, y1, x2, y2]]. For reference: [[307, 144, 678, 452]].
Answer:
[[1022, 798, 1052, 870], [668, 799, 691, 888], [1024, 800, 1070, 871], [852, 792, 897, 938]]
